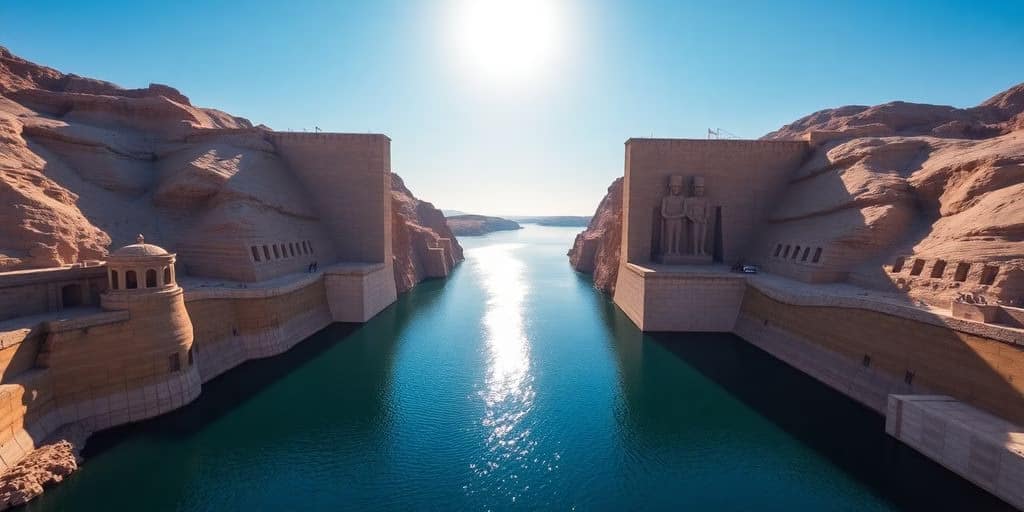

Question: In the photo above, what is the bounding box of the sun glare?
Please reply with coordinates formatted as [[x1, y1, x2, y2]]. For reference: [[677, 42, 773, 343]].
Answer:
[[449, 0, 566, 91]]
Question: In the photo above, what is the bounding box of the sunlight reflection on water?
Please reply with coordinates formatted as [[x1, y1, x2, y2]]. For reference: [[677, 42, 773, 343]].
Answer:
[[465, 242, 544, 503]]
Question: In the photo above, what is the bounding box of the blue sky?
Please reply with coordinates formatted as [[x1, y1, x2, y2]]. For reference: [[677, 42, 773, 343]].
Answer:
[[2, 0, 1023, 215]]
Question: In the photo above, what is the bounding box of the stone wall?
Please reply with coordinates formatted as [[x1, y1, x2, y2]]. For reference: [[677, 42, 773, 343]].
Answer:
[[269, 133, 392, 264], [613, 263, 746, 332], [737, 287, 1024, 425], [186, 278, 333, 382], [622, 139, 809, 265], [0, 266, 107, 322]]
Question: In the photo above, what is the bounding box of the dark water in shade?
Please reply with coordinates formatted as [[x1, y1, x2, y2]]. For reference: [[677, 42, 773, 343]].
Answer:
[[27, 226, 1010, 511]]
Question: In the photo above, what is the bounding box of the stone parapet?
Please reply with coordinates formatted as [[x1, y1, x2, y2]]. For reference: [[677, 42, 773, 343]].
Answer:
[[747, 273, 1024, 347]]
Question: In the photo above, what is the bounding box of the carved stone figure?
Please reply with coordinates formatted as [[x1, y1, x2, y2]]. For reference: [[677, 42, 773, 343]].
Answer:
[[660, 176, 686, 257], [683, 176, 710, 256]]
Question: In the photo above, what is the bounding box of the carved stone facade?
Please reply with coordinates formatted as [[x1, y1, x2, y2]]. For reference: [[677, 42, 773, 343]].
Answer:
[[656, 175, 714, 264]]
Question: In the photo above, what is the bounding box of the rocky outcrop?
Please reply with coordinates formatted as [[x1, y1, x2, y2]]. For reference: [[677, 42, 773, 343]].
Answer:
[[0, 47, 455, 290], [568, 177, 622, 294], [763, 83, 1024, 143], [758, 83, 1024, 307], [391, 174, 464, 293], [446, 214, 521, 236], [0, 436, 81, 510]]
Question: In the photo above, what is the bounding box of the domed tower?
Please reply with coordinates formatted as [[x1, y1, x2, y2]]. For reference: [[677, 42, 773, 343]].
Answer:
[[101, 234, 199, 401]]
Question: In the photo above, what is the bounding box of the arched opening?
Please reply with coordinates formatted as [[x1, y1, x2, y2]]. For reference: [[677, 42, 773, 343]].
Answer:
[[164, 266, 172, 285], [812, 247, 823, 263], [930, 260, 947, 279], [801, 247, 810, 261], [289, 243, 295, 257], [146, 269, 157, 288], [263, 245, 270, 261], [111, 270, 120, 290], [251, 245, 261, 262], [273, 245, 280, 259], [61, 284, 83, 308], [792, 246, 801, 260], [126, 270, 138, 289], [783, 245, 791, 258], [773, 244, 782, 257]]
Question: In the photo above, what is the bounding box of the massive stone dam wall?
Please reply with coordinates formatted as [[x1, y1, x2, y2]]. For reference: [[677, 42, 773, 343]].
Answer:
[[0, 47, 465, 506], [571, 90, 1024, 507]]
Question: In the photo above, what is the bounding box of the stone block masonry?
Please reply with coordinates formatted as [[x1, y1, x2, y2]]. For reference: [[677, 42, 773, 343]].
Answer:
[[614, 263, 745, 332], [269, 133, 393, 264], [887, 395, 1024, 510], [622, 138, 809, 266]]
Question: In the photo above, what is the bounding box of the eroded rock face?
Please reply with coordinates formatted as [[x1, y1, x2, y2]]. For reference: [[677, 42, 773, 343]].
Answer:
[[758, 85, 1024, 307], [0, 47, 456, 288], [0, 439, 79, 510], [568, 177, 622, 294], [763, 83, 1024, 142], [391, 174, 464, 293]]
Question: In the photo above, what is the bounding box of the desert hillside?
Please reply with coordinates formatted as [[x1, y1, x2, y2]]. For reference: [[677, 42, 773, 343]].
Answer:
[[0, 47, 460, 290], [572, 83, 1024, 306]]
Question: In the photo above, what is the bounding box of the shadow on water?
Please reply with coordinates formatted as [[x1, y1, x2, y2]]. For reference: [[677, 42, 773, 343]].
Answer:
[[81, 277, 452, 457], [596, 297, 1013, 511]]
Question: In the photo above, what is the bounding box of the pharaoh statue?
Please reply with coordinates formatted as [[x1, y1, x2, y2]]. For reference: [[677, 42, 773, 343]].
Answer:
[[684, 176, 710, 256], [660, 175, 686, 258]]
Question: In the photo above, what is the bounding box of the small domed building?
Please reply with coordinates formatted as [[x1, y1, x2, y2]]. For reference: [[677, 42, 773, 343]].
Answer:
[[105, 234, 178, 292], [100, 234, 195, 378], [36, 234, 201, 434]]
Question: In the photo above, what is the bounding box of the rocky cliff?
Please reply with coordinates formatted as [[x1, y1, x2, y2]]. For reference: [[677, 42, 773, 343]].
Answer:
[[0, 46, 458, 291], [571, 84, 1024, 305], [568, 178, 622, 293], [760, 84, 1024, 306], [391, 174, 464, 293]]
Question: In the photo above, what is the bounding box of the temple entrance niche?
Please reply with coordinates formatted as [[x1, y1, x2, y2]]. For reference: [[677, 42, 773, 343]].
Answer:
[[654, 175, 717, 264], [61, 283, 83, 309]]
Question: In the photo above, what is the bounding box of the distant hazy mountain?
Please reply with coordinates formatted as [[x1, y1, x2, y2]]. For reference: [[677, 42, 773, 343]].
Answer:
[[510, 216, 592, 227], [441, 209, 468, 217], [446, 215, 522, 236]]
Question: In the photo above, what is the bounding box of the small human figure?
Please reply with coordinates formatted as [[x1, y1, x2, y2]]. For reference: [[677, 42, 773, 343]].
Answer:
[[660, 176, 686, 257], [683, 176, 710, 256]]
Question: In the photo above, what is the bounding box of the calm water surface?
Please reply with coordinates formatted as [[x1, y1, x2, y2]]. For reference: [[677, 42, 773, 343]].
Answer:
[[29, 226, 1010, 511]]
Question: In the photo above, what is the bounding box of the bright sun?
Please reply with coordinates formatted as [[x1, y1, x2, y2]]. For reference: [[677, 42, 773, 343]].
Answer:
[[449, 0, 565, 90]]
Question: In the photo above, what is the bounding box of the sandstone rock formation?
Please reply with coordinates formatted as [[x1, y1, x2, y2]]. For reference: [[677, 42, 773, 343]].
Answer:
[[568, 178, 622, 293], [0, 47, 457, 287], [446, 214, 522, 236], [391, 173, 464, 293], [0, 437, 80, 510], [572, 84, 1024, 307], [760, 84, 1024, 307]]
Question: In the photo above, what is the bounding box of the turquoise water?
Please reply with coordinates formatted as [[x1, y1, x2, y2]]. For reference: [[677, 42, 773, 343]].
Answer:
[[28, 226, 1009, 511]]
